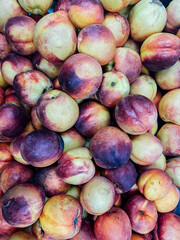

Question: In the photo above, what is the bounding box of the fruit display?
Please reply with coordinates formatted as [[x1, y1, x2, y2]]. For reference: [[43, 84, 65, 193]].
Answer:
[[0, 0, 179, 239]]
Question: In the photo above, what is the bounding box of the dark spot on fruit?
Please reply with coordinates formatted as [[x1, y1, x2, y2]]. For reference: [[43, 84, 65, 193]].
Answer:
[[111, 82, 116, 87], [139, 210, 144, 214]]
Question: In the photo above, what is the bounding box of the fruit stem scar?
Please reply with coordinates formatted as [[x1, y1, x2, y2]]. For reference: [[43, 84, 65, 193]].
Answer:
[[139, 210, 144, 214], [151, 0, 163, 7], [111, 82, 116, 87]]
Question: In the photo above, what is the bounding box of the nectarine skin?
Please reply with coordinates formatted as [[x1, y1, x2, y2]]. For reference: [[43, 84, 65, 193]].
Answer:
[[90, 126, 132, 169]]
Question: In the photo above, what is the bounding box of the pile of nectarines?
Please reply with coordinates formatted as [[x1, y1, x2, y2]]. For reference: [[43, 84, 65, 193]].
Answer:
[[0, 0, 179, 239]]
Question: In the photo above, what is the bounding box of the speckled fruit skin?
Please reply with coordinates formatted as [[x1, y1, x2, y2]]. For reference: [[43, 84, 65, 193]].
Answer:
[[124, 194, 158, 234], [89, 126, 132, 169], [33, 11, 77, 65], [153, 213, 180, 240], [140, 33, 180, 71], [165, 157, 180, 188], [138, 169, 172, 201], [13, 70, 52, 107], [58, 53, 102, 99], [94, 207, 132, 240], [78, 24, 116, 66], [9, 231, 37, 240], [114, 47, 142, 84], [165, 0, 180, 34], [1, 53, 33, 86], [2, 183, 45, 228], [57, 147, 95, 185], [20, 129, 64, 167], [103, 12, 130, 47], [99, 0, 131, 12], [115, 94, 157, 135], [40, 195, 83, 239], [69, 0, 104, 29], [36, 90, 79, 132], [0, 103, 27, 138], [4, 16, 36, 55], [75, 100, 111, 137]]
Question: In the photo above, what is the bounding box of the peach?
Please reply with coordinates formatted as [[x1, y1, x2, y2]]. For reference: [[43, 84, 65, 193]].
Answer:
[[32, 52, 62, 80], [2, 183, 45, 227], [129, 0, 167, 42], [4, 16, 36, 55], [115, 94, 157, 135], [165, 0, 180, 34], [154, 183, 179, 213], [33, 219, 60, 240], [138, 169, 172, 201], [140, 33, 180, 71], [24, 121, 35, 132], [0, 235, 11, 240], [138, 154, 166, 172], [99, 0, 131, 12], [69, 0, 104, 29], [0, 161, 33, 193], [80, 176, 115, 215], [0, 34, 11, 59], [70, 218, 96, 240], [114, 47, 142, 83], [1, 53, 33, 85], [20, 129, 64, 167], [177, 29, 180, 38], [57, 147, 95, 185], [102, 160, 138, 193], [58, 53, 102, 99], [33, 11, 77, 65], [0, 61, 9, 89], [5, 87, 14, 96], [130, 75, 157, 100], [155, 60, 180, 90], [33, 164, 70, 197], [0, 198, 17, 236], [103, 60, 115, 72], [152, 90, 162, 108], [36, 90, 79, 132], [9, 231, 36, 240], [61, 128, 85, 153], [5, 92, 21, 107], [18, 0, 53, 15], [78, 24, 116, 66], [124, 194, 158, 234], [54, 0, 72, 12], [122, 183, 140, 200], [10, 132, 29, 165], [0, 103, 27, 138], [97, 71, 130, 108], [157, 123, 180, 156], [13, 70, 52, 107], [94, 207, 132, 240], [158, 89, 180, 125], [0, 0, 26, 33], [113, 192, 122, 207], [130, 133, 163, 166], [123, 38, 140, 53], [165, 157, 180, 187], [40, 194, 82, 239], [75, 101, 111, 137], [31, 107, 44, 130], [153, 212, 180, 240], [89, 126, 132, 169], [103, 12, 130, 47]]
